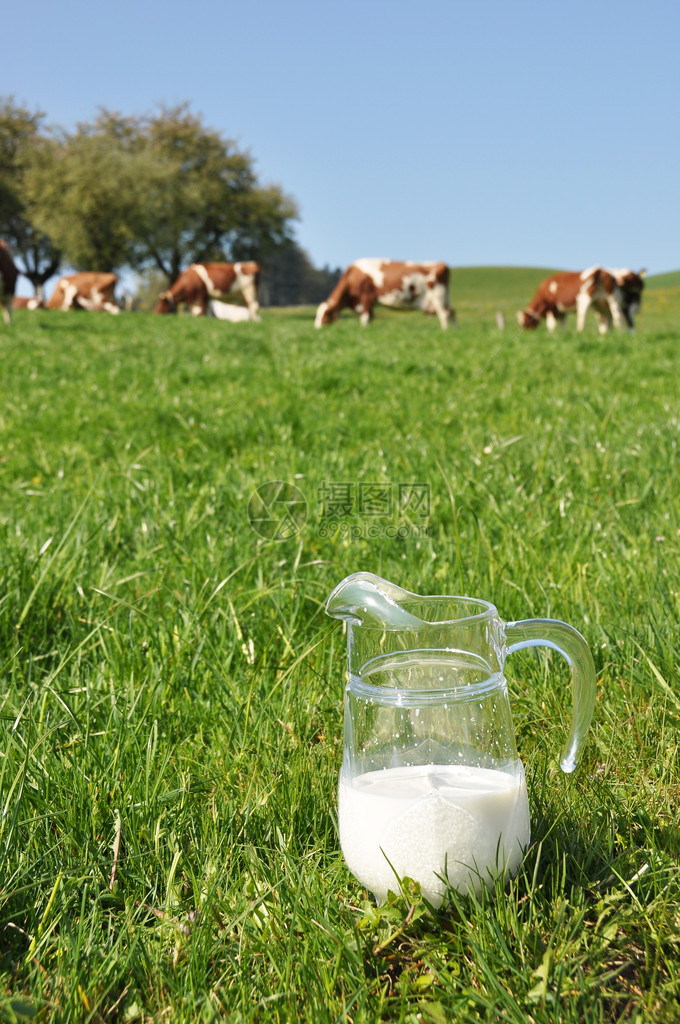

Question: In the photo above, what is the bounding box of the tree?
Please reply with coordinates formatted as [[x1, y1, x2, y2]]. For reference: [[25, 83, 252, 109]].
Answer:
[[24, 111, 148, 272], [135, 105, 298, 281], [0, 97, 61, 298], [22, 104, 299, 283], [3, 100, 300, 292]]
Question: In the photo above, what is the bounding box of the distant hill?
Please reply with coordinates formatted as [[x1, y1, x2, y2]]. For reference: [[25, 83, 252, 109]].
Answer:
[[644, 270, 680, 290], [448, 266, 560, 317], [642, 270, 680, 317]]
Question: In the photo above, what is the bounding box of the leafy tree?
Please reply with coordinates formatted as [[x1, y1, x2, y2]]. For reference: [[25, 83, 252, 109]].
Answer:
[[0, 97, 61, 298], [22, 104, 299, 283], [24, 111, 148, 272], [136, 105, 298, 281]]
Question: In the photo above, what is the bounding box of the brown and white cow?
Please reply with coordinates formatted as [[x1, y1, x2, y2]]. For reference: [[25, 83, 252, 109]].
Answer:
[[314, 258, 454, 329], [48, 272, 120, 314], [0, 240, 19, 325], [12, 296, 45, 310], [517, 266, 646, 334], [155, 262, 261, 320]]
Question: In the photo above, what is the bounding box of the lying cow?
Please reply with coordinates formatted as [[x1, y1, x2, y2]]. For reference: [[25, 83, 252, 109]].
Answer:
[[517, 266, 645, 334], [48, 272, 120, 314], [0, 240, 19, 325], [314, 258, 454, 329], [155, 262, 261, 320], [207, 299, 253, 321], [12, 296, 45, 310]]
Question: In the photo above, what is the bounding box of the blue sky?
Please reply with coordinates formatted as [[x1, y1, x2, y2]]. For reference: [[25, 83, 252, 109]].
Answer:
[[4, 0, 678, 294]]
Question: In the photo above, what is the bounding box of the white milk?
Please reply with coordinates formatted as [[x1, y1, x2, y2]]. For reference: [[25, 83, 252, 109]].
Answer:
[[338, 763, 530, 906]]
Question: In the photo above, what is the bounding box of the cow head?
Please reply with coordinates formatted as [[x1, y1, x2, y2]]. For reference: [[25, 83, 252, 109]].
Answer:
[[618, 269, 646, 326], [516, 309, 540, 329], [155, 290, 176, 314], [314, 301, 337, 328]]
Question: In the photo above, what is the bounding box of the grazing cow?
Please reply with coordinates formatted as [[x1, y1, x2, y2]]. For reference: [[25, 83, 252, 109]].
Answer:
[[48, 272, 120, 314], [12, 296, 45, 310], [314, 258, 454, 329], [0, 240, 19, 325], [155, 262, 261, 320], [517, 266, 646, 334]]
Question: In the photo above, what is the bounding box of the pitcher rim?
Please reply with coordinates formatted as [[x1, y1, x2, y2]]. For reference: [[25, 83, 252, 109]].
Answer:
[[348, 594, 498, 630]]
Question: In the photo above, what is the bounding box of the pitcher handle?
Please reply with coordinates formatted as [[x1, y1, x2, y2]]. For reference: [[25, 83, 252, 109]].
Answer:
[[504, 618, 596, 773]]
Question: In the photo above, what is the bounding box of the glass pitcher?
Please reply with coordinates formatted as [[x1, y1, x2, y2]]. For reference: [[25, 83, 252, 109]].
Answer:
[[326, 572, 596, 906]]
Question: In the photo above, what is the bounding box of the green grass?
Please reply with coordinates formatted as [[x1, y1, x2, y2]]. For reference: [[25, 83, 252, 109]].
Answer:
[[448, 266, 561, 321], [1, 271, 679, 1022]]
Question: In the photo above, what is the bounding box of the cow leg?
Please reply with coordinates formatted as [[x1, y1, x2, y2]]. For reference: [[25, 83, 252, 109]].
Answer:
[[189, 292, 207, 316], [597, 313, 611, 335], [95, 290, 120, 314], [2, 305, 11, 326], [357, 282, 378, 326], [545, 310, 558, 333], [352, 301, 374, 325], [61, 283, 79, 310], [606, 295, 623, 331], [240, 279, 261, 321], [427, 284, 452, 329], [76, 294, 118, 313], [575, 293, 591, 331]]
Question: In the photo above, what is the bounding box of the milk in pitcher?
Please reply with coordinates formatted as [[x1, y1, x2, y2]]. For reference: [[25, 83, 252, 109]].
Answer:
[[338, 762, 530, 905]]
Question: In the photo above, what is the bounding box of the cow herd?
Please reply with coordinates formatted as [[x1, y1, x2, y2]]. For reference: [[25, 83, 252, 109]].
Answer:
[[0, 238, 647, 334]]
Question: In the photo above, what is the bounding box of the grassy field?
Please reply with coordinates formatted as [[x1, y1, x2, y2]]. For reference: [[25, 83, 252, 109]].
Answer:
[[1, 269, 679, 1022]]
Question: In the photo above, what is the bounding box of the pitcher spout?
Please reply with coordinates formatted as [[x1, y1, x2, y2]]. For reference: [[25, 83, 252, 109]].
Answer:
[[325, 572, 425, 629]]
